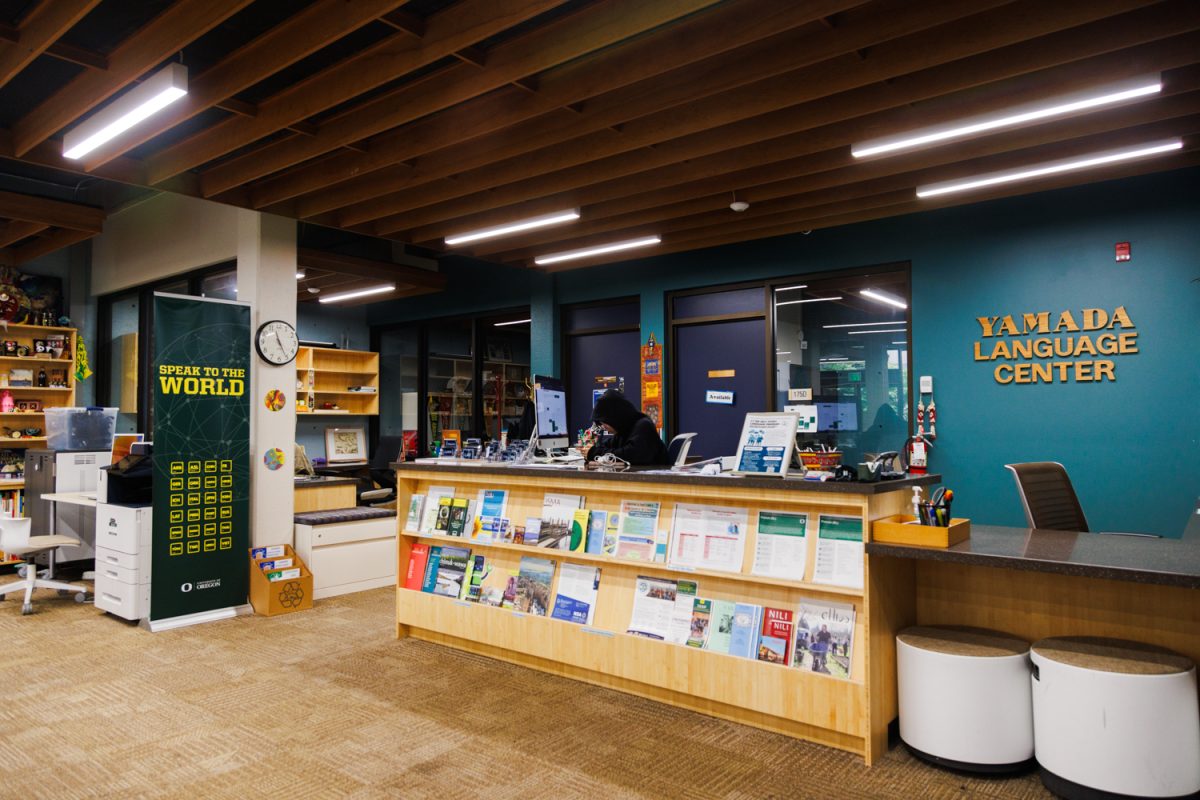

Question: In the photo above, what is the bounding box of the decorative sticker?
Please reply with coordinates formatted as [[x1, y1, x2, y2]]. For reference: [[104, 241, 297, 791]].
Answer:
[[263, 447, 286, 471], [264, 388, 287, 411]]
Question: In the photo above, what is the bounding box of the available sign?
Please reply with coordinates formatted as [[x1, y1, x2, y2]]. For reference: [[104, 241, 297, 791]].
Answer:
[[705, 389, 735, 405], [151, 293, 251, 622], [973, 306, 1137, 384]]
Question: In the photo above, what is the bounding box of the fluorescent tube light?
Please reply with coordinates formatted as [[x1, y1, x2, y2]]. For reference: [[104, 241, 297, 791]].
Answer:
[[775, 351, 792, 355], [296, 271, 306, 280], [445, 209, 580, 246], [775, 284, 808, 293], [848, 328, 908, 335], [494, 318, 531, 327], [823, 320, 908, 329], [892, 341, 907, 345], [916, 138, 1183, 198], [535, 236, 661, 266], [63, 63, 188, 159], [318, 284, 395, 304], [853, 75, 1162, 159], [860, 289, 908, 309], [820, 357, 848, 362], [776, 296, 843, 307]]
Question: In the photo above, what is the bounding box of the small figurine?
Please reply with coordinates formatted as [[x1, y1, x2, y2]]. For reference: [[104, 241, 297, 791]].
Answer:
[[0, 390, 13, 413]]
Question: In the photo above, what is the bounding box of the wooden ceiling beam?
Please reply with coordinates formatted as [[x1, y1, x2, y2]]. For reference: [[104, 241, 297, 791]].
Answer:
[[0, 0, 100, 91], [0, 191, 105, 232], [79, 0, 410, 170], [0, 220, 47, 248], [296, 248, 447, 290], [0, 22, 107, 70], [10, 0, 254, 157], [9, 227, 95, 265], [148, 0, 569, 186], [377, 3, 1197, 240], [246, 0, 872, 211], [198, 0, 727, 198]]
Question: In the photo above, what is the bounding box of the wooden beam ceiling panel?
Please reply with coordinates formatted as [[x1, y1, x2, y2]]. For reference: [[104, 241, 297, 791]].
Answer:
[[147, 0, 569, 186], [9, 0, 255, 157], [359, 0, 1169, 235], [0, 0, 100, 91], [246, 0, 868, 209], [0, 220, 47, 248], [79, 0, 412, 170], [198, 0, 727, 198], [0, 22, 107, 70], [296, 248, 447, 290], [9, 227, 95, 265], [380, 4, 1198, 242], [0, 191, 105, 232]]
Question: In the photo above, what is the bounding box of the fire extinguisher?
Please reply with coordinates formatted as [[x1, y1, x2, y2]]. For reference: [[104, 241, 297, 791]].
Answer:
[[902, 433, 933, 475]]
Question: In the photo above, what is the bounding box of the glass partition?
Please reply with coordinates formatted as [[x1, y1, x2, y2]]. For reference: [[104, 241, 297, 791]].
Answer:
[[426, 318, 475, 451]]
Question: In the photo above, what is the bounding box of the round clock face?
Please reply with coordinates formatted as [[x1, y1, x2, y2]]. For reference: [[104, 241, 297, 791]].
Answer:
[[256, 320, 299, 365]]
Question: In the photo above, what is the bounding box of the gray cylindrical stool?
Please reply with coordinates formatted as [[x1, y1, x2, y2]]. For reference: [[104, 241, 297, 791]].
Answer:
[[897, 626, 1034, 772], [1031, 636, 1200, 799]]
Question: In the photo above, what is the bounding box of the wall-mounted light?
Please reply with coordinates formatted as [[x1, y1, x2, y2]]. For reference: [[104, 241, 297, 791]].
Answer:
[[318, 284, 395, 304], [445, 209, 580, 246], [535, 236, 661, 266], [64, 63, 188, 159]]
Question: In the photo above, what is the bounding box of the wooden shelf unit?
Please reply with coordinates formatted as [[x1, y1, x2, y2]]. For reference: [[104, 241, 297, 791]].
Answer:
[[394, 465, 912, 764], [296, 346, 379, 416]]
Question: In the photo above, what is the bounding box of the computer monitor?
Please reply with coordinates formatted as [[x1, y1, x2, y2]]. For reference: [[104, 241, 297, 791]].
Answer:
[[533, 375, 569, 452], [816, 402, 858, 432]]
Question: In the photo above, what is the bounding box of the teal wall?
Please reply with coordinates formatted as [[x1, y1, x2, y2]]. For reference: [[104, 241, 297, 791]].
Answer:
[[347, 167, 1199, 536]]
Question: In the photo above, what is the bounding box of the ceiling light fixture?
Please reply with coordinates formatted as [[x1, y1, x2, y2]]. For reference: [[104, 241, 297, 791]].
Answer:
[[775, 284, 808, 293], [847, 328, 908, 335], [916, 138, 1183, 198], [860, 289, 908, 309], [853, 74, 1162, 158], [318, 284, 395, 304], [823, 320, 908, 329], [296, 271, 306, 280], [494, 318, 532, 327], [534, 236, 661, 266], [776, 296, 843, 307], [444, 209, 580, 246], [63, 63, 189, 160], [892, 341, 907, 345], [775, 351, 792, 355]]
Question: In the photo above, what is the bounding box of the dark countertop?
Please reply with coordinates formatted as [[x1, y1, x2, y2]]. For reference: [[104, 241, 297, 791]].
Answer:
[[868, 525, 1200, 588], [393, 460, 940, 495], [293, 476, 358, 488]]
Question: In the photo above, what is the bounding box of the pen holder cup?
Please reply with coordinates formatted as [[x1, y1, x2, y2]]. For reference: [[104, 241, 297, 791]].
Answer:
[[872, 515, 971, 548], [798, 451, 843, 470]]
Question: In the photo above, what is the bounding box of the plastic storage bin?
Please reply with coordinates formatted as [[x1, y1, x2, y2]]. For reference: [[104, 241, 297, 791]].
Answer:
[[44, 406, 118, 451]]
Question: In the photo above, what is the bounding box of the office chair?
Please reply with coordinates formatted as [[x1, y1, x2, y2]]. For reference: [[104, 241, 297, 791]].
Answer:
[[0, 517, 89, 615], [668, 433, 698, 467], [360, 435, 405, 506], [1005, 462, 1089, 532]]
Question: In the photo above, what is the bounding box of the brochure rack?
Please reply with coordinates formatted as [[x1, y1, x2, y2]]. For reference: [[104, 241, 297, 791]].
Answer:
[[394, 463, 935, 765]]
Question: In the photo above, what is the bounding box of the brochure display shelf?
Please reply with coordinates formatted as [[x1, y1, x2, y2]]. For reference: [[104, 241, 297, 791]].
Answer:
[[394, 463, 935, 765], [295, 346, 379, 416]]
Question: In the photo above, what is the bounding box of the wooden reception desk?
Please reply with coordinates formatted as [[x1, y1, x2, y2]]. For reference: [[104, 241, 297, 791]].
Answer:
[[293, 475, 357, 513], [393, 462, 937, 765]]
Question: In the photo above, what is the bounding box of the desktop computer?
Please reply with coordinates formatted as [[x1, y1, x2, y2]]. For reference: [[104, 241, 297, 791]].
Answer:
[[533, 375, 569, 453]]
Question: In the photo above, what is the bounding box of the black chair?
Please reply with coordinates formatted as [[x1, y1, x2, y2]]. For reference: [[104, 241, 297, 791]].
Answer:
[[667, 432, 697, 467], [359, 435, 405, 506], [1005, 462, 1090, 532]]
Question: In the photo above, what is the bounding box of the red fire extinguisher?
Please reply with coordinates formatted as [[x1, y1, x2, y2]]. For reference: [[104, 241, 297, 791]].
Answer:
[[902, 434, 933, 475]]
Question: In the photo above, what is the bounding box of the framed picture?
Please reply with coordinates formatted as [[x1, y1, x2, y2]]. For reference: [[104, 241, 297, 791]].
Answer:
[[325, 427, 367, 463], [15, 400, 40, 412]]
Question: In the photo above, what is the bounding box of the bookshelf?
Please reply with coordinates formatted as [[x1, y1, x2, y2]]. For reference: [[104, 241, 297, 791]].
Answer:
[[394, 464, 924, 765], [0, 323, 78, 565], [295, 346, 379, 416]]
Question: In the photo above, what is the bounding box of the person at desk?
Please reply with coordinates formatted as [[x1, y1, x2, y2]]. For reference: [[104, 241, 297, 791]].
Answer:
[[586, 389, 670, 466]]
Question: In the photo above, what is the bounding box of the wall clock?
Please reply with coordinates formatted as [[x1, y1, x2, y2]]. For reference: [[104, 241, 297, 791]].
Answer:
[[255, 319, 299, 366]]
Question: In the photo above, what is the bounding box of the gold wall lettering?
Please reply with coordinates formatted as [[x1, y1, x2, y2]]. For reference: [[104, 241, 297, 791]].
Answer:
[[973, 306, 1137, 384]]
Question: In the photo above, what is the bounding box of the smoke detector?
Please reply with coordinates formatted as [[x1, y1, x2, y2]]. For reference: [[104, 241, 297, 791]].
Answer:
[[730, 200, 749, 212]]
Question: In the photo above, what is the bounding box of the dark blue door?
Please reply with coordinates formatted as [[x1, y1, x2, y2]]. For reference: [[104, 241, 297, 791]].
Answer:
[[568, 330, 642, 438], [675, 319, 766, 459]]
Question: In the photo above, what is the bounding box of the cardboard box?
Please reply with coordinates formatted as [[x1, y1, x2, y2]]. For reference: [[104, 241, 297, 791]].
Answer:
[[872, 514, 970, 548], [248, 544, 313, 616]]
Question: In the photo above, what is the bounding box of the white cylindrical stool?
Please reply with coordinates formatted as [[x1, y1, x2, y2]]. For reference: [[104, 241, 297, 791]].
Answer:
[[897, 626, 1034, 771], [1031, 636, 1200, 799]]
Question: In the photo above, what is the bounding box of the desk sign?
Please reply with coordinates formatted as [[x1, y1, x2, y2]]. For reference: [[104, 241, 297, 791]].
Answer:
[[787, 388, 812, 401], [733, 412, 800, 478], [705, 389, 735, 405]]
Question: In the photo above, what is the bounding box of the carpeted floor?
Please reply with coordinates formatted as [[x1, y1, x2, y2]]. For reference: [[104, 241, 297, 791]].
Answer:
[[0, 580, 1052, 799]]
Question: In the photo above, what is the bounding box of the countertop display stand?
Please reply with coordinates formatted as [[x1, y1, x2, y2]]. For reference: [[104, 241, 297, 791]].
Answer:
[[393, 463, 935, 765]]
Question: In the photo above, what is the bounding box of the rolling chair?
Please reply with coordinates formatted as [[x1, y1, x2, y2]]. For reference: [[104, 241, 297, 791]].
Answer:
[[359, 435, 405, 506], [667, 433, 698, 467], [1005, 462, 1158, 536], [0, 517, 89, 615]]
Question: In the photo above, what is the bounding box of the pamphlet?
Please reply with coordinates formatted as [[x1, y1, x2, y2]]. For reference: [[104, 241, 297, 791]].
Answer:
[[477, 489, 508, 522], [433, 496, 453, 533], [733, 413, 799, 477], [266, 567, 301, 582], [420, 485, 455, 533], [615, 500, 660, 560], [794, 599, 856, 679], [757, 607, 793, 665], [433, 546, 471, 597], [447, 497, 470, 536], [812, 514, 864, 589], [666, 579, 698, 645], [669, 503, 747, 573], [539, 493, 583, 549], [728, 603, 764, 659], [461, 554, 487, 601], [405, 494, 425, 532], [586, 510, 608, 554], [514, 556, 555, 616], [550, 563, 600, 625], [706, 599, 737, 654], [602, 513, 620, 555], [686, 598, 712, 648], [251, 545, 286, 560], [751, 510, 809, 580], [626, 575, 677, 640], [478, 565, 516, 608], [569, 509, 591, 552]]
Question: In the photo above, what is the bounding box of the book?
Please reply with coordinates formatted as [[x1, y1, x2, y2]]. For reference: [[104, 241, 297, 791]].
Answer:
[[405, 543, 430, 591], [757, 607, 794, 665], [405, 494, 426, 532], [568, 509, 591, 552], [462, 554, 487, 601], [477, 488, 508, 521], [586, 510, 608, 554], [421, 546, 442, 592], [686, 598, 712, 648], [793, 599, 856, 679], [550, 563, 600, 625], [514, 556, 555, 616], [478, 565, 517, 608], [706, 599, 737, 654], [432, 546, 471, 597], [728, 603, 763, 659], [615, 500, 660, 560], [421, 486, 455, 533], [522, 518, 542, 546], [540, 493, 584, 549], [433, 496, 453, 533], [447, 497, 470, 536]]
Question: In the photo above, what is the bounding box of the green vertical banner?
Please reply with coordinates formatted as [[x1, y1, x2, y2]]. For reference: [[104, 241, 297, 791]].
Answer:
[[151, 293, 251, 621]]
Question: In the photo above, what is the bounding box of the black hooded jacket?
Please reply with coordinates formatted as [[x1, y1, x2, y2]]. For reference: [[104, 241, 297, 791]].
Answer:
[[588, 390, 670, 466]]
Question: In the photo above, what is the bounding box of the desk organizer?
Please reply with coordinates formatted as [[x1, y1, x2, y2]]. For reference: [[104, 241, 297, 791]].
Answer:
[[248, 544, 314, 616], [872, 514, 970, 548]]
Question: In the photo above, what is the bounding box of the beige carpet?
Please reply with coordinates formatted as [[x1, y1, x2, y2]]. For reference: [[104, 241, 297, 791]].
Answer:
[[0, 580, 1051, 799]]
